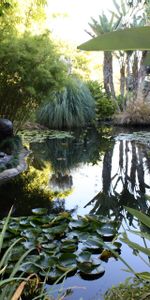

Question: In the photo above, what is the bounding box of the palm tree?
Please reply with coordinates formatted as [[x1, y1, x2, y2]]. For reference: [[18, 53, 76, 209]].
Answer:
[[87, 12, 119, 101]]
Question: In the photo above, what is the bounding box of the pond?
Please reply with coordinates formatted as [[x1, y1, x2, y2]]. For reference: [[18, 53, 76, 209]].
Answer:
[[0, 126, 150, 299]]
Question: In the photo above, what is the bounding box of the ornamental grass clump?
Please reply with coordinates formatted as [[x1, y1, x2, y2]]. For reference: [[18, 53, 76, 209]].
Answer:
[[37, 77, 95, 129], [114, 100, 150, 125]]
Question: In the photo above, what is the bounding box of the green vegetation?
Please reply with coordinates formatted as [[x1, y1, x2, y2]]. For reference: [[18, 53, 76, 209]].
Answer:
[[79, 0, 150, 125], [37, 77, 95, 129], [87, 80, 116, 120], [105, 279, 150, 300], [0, 209, 121, 299], [104, 206, 150, 299], [0, 32, 67, 130]]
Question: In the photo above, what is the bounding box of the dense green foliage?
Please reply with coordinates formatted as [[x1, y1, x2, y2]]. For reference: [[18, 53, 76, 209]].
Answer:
[[0, 32, 67, 128], [87, 80, 116, 120], [37, 77, 95, 129], [0, 208, 121, 299]]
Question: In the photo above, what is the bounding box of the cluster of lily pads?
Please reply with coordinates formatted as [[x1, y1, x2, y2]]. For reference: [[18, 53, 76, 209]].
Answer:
[[1, 208, 122, 282]]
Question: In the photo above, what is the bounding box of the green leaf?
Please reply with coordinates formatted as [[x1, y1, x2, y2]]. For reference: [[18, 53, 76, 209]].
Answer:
[[78, 26, 150, 51], [120, 233, 150, 256], [136, 272, 150, 281], [124, 207, 150, 228], [83, 236, 103, 252], [129, 230, 150, 241], [56, 253, 77, 271], [60, 243, 77, 253], [0, 207, 13, 253], [32, 208, 48, 215], [97, 223, 116, 238], [69, 219, 88, 229]]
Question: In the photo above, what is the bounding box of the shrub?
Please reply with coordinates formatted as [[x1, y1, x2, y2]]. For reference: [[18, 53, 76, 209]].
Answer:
[[87, 80, 116, 120], [114, 100, 150, 125], [37, 77, 95, 129], [0, 32, 67, 130]]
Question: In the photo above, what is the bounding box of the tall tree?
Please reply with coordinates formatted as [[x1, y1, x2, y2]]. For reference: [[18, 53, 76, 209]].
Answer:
[[87, 12, 120, 101]]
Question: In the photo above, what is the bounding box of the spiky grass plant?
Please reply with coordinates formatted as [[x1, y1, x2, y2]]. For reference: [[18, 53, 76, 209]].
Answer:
[[37, 77, 95, 129]]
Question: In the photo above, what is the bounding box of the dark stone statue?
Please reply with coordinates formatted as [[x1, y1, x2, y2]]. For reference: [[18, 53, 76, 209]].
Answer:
[[0, 119, 13, 140]]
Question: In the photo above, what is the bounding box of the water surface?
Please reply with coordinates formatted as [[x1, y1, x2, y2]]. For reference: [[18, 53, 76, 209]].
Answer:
[[0, 127, 150, 299]]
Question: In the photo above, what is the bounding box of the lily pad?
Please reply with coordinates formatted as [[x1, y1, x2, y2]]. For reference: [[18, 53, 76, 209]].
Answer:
[[32, 208, 48, 215], [56, 253, 77, 272], [97, 223, 116, 240], [79, 265, 105, 280]]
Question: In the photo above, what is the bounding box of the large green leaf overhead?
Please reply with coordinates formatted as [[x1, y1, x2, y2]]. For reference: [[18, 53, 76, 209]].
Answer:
[[78, 26, 150, 51]]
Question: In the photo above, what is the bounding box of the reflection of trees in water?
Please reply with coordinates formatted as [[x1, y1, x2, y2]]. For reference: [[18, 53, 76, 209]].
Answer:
[[0, 165, 66, 217], [85, 140, 150, 224], [49, 173, 73, 192], [30, 129, 113, 192]]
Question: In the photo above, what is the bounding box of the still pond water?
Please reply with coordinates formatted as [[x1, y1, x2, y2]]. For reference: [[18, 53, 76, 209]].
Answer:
[[0, 126, 150, 299]]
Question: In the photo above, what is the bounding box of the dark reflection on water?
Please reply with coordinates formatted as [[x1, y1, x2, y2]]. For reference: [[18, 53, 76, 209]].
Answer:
[[0, 127, 150, 220], [85, 139, 150, 225]]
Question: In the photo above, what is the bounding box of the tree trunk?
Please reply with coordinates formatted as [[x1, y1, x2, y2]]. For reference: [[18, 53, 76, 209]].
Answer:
[[132, 51, 139, 100], [120, 64, 126, 99], [103, 52, 116, 98], [137, 51, 147, 101], [103, 52, 120, 111]]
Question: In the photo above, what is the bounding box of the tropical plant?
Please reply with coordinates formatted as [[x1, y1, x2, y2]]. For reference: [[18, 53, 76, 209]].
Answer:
[[87, 11, 120, 99], [37, 77, 95, 129]]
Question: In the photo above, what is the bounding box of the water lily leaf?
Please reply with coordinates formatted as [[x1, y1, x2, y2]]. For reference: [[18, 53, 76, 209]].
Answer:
[[79, 265, 105, 279], [69, 219, 88, 229], [83, 236, 103, 253], [42, 224, 67, 236], [43, 234, 54, 241], [21, 228, 41, 239], [59, 253, 77, 267], [19, 218, 30, 226], [32, 208, 48, 215], [8, 224, 21, 235], [67, 230, 87, 241], [77, 251, 100, 265], [19, 262, 40, 273], [56, 253, 77, 272], [61, 237, 78, 245], [42, 243, 57, 250], [97, 224, 116, 239], [9, 245, 26, 262], [77, 261, 96, 273], [60, 243, 77, 253], [40, 268, 64, 282], [22, 240, 36, 249], [77, 251, 91, 263], [39, 254, 58, 269]]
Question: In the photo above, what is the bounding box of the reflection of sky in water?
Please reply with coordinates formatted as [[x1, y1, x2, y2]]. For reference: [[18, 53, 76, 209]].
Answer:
[[52, 139, 150, 299], [48, 218, 150, 300], [64, 140, 150, 215], [64, 161, 103, 215]]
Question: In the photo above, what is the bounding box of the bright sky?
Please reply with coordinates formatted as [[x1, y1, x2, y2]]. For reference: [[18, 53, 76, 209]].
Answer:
[[46, 0, 115, 45]]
